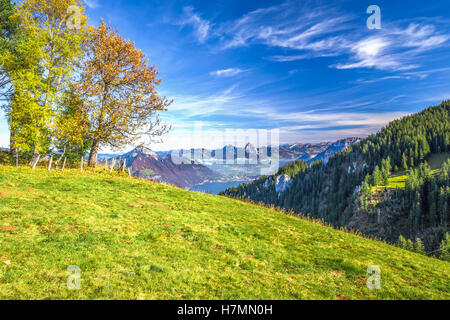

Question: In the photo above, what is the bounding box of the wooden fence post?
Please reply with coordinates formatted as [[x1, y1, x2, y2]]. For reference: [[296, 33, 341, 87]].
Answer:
[[110, 158, 116, 173], [48, 155, 53, 171], [128, 167, 132, 177], [62, 157, 66, 172], [122, 159, 126, 172], [81, 156, 84, 172], [32, 154, 40, 170]]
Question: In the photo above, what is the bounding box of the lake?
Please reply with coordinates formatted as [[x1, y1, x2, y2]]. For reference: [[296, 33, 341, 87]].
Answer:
[[190, 180, 251, 195]]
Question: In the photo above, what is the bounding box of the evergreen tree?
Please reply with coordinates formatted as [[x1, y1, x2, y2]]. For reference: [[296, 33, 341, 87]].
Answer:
[[372, 165, 383, 186], [397, 235, 407, 249], [439, 233, 449, 261], [415, 238, 426, 255], [406, 239, 415, 252], [402, 153, 408, 171]]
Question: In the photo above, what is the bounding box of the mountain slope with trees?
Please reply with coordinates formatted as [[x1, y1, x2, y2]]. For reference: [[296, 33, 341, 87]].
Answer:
[[222, 102, 450, 257]]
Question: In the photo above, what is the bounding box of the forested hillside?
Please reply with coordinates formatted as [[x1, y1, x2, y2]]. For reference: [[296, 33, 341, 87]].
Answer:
[[222, 101, 450, 256]]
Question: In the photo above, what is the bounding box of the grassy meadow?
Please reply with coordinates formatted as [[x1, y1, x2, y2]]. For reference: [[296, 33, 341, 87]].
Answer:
[[0, 165, 449, 300], [372, 152, 450, 192]]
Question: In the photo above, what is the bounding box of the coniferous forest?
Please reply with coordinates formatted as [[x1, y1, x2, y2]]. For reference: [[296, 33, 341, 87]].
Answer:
[[222, 102, 450, 258]]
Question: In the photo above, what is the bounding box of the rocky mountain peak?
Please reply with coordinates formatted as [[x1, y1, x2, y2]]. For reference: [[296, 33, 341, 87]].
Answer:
[[134, 146, 159, 159]]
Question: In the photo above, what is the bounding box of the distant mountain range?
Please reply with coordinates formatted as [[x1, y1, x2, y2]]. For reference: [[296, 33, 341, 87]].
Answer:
[[108, 138, 360, 190], [157, 137, 360, 165], [121, 147, 220, 189], [278, 137, 360, 165]]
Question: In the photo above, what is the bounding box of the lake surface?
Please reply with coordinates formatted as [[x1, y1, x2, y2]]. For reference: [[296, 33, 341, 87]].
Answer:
[[190, 180, 251, 195]]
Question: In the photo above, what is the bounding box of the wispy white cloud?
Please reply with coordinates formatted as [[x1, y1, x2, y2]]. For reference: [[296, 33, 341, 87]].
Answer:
[[217, 3, 352, 53], [335, 23, 448, 71], [210, 68, 246, 77], [399, 24, 448, 50], [166, 85, 240, 118], [162, 84, 406, 135], [179, 6, 212, 43], [83, 0, 100, 9], [354, 67, 450, 84], [177, 1, 448, 72], [269, 54, 309, 62], [354, 75, 411, 84]]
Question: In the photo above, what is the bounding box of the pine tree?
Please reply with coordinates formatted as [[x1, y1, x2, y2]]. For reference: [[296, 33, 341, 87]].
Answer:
[[414, 238, 425, 255], [406, 239, 415, 252], [402, 153, 408, 171], [439, 233, 449, 261], [397, 235, 407, 249], [372, 165, 383, 186]]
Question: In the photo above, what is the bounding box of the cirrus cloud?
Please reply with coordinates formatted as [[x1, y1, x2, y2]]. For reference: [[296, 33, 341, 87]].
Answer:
[[210, 68, 246, 77]]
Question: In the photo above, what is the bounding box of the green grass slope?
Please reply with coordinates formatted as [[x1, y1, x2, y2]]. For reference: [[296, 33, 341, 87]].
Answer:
[[0, 165, 449, 300], [372, 152, 450, 191]]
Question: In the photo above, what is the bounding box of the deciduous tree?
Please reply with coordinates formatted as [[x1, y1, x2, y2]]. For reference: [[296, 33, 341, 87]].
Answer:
[[3, 0, 87, 157], [76, 20, 171, 167], [0, 0, 18, 101], [0, 0, 20, 150]]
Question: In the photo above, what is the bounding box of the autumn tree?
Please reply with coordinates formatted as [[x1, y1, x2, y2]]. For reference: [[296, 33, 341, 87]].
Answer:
[[2, 0, 87, 158], [76, 20, 171, 167]]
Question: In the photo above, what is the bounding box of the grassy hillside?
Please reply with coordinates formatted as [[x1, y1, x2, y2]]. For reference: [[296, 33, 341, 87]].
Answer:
[[0, 165, 449, 300]]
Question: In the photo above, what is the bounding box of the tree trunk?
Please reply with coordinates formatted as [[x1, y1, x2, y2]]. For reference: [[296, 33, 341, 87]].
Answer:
[[55, 146, 66, 167], [48, 155, 53, 171], [31, 154, 40, 170], [9, 131, 16, 155], [30, 149, 40, 166], [88, 139, 100, 167], [110, 158, 116, 173]]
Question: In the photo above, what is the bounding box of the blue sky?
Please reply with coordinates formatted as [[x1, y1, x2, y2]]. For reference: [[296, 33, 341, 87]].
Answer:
[[1, 0, 450, 151]]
